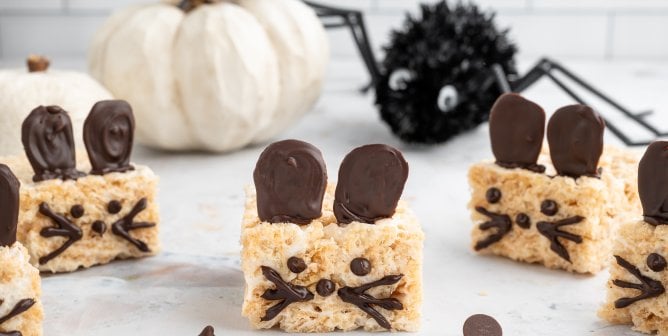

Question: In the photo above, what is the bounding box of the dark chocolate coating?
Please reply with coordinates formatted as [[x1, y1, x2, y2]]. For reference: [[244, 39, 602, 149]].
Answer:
[[84, 100, 135, 175], [0, 164, 20, 247], [547, 104, 605, 178], [489, 93, 545, 169], [334, 144, 408, 224], [463, 314, 502, 336], [254, 140, 327, 224], [540, 200, 559, 216], [515, 213, 531, 229], [70, 205, 84, 219], [638, 141, 668, 225], [22, 105, 84, 182]]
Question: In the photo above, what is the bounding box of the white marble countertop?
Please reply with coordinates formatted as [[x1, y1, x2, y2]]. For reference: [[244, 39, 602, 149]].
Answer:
[[10, 56, 668, 335]]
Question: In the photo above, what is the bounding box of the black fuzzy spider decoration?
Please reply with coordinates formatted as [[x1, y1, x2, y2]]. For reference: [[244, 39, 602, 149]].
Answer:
[[375, 1, 517, 144], [306, 0, 665, 146]]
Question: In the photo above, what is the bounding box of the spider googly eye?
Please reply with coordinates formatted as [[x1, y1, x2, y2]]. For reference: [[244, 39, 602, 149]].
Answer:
[[647, 253, 667, 272], [437, 85, 459, 113], [287, 256, 307, 274], [350, 257, 371, 276], [388, 68, 414, 91]]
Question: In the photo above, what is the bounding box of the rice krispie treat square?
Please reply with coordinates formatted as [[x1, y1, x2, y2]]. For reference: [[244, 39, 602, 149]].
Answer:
[[468, 93, 639, 273], [241, 140, 424, 332], [0, 164, 43, 336], [4, 101, 160, 273], [600, 141, 668, 335]]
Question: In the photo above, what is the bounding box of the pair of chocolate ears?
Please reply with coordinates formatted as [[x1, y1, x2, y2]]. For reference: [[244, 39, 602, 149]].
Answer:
[[21, 100, 135, 182], [489, 93, 605, 178], [253, 140, 409, 225]]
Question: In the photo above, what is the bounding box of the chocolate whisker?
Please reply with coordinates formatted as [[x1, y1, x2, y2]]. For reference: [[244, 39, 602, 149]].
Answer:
[[337, 274, 404, 330], [613, 255, 665, 309], [474, 206, 512, 250], [259, 266, 314, 321], [536, 215, 584, 262], [111, 197, 155, 252]]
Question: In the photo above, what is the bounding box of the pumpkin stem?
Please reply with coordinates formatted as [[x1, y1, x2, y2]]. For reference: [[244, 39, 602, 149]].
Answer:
[[177, 0, 216, 12], [27, 55, 50, 72]]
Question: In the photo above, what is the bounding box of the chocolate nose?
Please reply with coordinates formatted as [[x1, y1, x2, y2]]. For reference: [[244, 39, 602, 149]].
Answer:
[[316, 279, 335, 297]]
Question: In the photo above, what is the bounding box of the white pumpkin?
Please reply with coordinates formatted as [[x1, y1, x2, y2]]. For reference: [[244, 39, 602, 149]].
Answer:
[[0, 55, 113, 155], [89, 0, 329, 152]]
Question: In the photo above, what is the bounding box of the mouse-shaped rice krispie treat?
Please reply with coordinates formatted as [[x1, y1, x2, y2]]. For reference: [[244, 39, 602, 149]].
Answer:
[[0, 164, 43, 336], [600, 141, 668, 335], [241, 140, 424, 332], [3, 100, 160, 273], [468, 93, 639, 273]]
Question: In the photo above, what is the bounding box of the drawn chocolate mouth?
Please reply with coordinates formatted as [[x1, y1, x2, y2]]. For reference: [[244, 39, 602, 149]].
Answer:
[[260, 266, 404, 329], [337, 274, 404, 330]]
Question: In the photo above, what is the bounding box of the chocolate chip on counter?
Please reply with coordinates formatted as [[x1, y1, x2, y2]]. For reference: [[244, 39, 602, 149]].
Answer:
[[463, 314, 503, 336]]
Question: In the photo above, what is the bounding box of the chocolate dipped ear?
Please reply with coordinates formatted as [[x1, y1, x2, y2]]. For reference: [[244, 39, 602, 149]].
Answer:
[[638, 141, 668, 225], [253, 140, 327, 224], [547, 104, 605, 177], [84, 100, 135, 175], [334, 144, 408, 224], [21, 105, 84, 182], [0, 164, 20, 247], [489, 93, 545, 171]]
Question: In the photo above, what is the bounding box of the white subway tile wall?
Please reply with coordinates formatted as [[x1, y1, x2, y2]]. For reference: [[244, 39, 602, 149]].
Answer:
[[0, 0, 666, 61]]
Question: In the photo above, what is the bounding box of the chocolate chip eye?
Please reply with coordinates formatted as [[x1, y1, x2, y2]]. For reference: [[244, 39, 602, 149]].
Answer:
[[647, 253, 667, 272], [515, 213, 531, 229], [107, 200, 122, 214], [350, 257, 371, 276], [486, 188, 501, 204], [316, 279, 335, 297], [287, 257, 307, 274], [540, 200, 558, 216], [70, 204, 84, 219]]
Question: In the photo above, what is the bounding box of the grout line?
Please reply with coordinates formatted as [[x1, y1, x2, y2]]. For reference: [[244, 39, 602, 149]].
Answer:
[[605, 11, 616, 61]]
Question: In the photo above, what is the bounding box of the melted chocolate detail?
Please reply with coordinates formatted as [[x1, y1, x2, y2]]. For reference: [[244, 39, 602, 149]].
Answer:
[[613, 255, 665, 308], [474, 207, 512, 251], [260, 266, 314, 321], [350, 258, 372, 276], [198, 326, 215, 336], [0, 298, 35, 336], [463, 314, 503, 336], [647, 253, 667, 272], [515, 213, 531, 229], [334, 144, 408, 224], [38, 203, 83, 265], [91, 221, 107, 236], [337, 275, 404, 330], [84, 100, 135, 175], [0, 165, 20, 247], [107, 200, 122, 215], [489, 93, 545, 171], [540, 200, 559, 216], [536, 216, 584, 262], [110, 198, 155, 252], [22, 105, 85, 182], [70, 205, 84, 219], [287, 257, 307, 274], [638, 141, 668, 225], [253, 140, 327, 225], [316, 279, 335, 297], [485, 188, 501, 204], [495, 161, 546, 173], [547, 104, 605, 178]]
